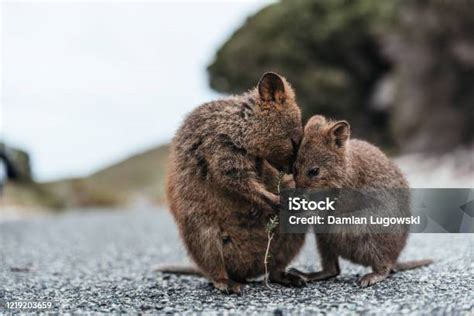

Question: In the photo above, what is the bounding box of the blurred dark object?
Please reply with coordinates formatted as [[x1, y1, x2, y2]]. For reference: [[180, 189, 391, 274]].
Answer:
[[0, 149, 18, 181], [0, 142, 32, 182], [208, 0, 474, 153]]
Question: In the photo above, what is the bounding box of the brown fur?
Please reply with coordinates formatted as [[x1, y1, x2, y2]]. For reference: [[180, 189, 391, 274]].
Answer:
[[290, 115, 432, 287], [165, 72, 306, 294]]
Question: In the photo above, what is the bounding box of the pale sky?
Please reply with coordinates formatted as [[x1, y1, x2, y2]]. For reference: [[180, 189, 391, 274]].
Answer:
[[1, 1, 271, 181]]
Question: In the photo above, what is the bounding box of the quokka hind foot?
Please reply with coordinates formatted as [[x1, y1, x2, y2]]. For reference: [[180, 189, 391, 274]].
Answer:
[[213, 278, 244, 295], [270, 270, 307, 287], [287, 267, 340, 282]]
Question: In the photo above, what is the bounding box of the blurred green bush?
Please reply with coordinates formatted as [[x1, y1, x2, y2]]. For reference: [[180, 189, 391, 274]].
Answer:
[[208, 0, 474, 153]]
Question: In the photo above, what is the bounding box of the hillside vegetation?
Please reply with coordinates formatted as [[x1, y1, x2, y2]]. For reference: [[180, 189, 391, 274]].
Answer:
[[45, 144, 170, 208], [3, 145, 170, 210]]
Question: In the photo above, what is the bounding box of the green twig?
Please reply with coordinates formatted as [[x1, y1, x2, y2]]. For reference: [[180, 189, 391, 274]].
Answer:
[[263, 171, 284, 288]]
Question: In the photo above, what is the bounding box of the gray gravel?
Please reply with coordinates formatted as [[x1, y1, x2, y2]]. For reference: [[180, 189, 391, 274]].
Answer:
[[0, 208, 473, 314]]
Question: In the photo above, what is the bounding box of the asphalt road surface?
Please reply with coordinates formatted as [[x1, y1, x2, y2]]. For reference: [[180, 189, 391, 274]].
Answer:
[[0, 208, 472, 314]]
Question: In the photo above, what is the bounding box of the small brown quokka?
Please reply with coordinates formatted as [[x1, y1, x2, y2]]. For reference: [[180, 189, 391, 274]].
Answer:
[[164, 72, 306, 294], [290, 115, 432, 287]]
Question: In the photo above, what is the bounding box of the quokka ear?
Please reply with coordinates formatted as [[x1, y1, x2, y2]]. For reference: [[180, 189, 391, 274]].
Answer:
[[328, 120, 350, 148], [258, 72, 287, 103], [305, 115, 327, 133]]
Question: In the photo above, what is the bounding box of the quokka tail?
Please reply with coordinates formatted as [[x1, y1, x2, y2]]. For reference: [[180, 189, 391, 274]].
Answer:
[[392, 259, 433, 272], [154, 264, 203, 277]]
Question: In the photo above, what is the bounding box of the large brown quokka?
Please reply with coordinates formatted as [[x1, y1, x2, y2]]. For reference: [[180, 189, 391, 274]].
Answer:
[[165, 72, 306, 294], [291, 115, 432, 287]]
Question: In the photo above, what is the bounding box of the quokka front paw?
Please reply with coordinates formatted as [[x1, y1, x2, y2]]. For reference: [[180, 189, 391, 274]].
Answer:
[[358, 272, 389, 287]]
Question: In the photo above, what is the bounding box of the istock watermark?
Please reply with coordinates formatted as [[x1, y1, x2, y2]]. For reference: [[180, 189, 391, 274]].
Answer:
[[289, 196, 337, 211], [280, 188, 473, 234]]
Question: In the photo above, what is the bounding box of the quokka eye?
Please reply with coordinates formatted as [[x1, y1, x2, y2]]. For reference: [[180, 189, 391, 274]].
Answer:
[[307, 167, 320, 178]]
